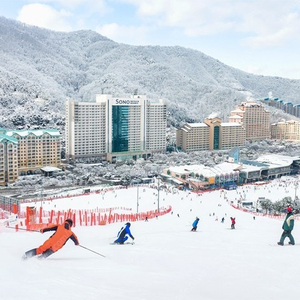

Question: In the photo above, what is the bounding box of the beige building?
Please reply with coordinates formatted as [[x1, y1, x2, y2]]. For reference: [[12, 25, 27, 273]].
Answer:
[[176, 117, 245, 151], [271, 119, 300, 140], [0, 130, 18, 186], [176, 123, 210, 151], [229, 101, 270, 141], [5, 129, 61, 175]]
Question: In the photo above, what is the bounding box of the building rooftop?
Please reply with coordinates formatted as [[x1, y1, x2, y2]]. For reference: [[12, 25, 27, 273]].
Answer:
[[221, 123, 242, 127], [167, 162, 241, 178], [229, 115, 243, 119], [6, 129, 61, 138], [231, 109, 244, 113], [166, 154, 300, 179], [255, 154, 297, 168], [187, 123, 208, 127], [0, 134, 18, 144], [41, 166, 61, 172]]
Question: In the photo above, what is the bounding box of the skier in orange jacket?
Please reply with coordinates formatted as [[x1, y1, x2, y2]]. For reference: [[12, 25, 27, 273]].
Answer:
[[23, 219, 79, 259]]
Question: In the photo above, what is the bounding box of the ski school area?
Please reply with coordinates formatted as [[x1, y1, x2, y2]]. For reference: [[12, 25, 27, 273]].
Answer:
[[2, 176, 300, 300]]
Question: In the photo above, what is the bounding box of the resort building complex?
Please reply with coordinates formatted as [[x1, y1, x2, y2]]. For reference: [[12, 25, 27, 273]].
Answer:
[[1, 94, 299, 187], [177, 100, 273, 152]]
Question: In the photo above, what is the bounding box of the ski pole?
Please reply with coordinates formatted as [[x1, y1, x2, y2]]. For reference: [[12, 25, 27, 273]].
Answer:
[[79, 245, 106, 258], [6, 226, 40, 232]]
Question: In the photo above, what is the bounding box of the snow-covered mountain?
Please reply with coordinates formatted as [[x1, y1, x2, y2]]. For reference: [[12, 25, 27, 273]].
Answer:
[[0, 16, 299, 131]]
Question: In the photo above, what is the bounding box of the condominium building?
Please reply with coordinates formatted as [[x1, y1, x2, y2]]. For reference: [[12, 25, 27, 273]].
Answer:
[[0, 130, 18, 186], [145, 100, 167, 152], [271, 119, 300, 140], [229, 101, 270, 141], [66, 99, 107, 161], [176, 123, 210, 151], [176, 117, 245, 151], [5, 129, 61, 175], [66, 94, 167, 162]]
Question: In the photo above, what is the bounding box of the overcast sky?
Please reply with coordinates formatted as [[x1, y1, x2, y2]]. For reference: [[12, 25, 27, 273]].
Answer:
[[1, 0, 300, 79]]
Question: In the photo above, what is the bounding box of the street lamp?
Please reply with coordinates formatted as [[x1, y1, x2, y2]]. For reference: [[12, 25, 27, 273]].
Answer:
[[40, 187, 43, 208], [136, 182, 139, 213]]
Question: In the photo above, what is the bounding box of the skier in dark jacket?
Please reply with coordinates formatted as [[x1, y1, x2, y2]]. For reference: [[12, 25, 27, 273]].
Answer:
[[114, 222, 134, 244], [191, 217, 200, 231], [23, 219, 79, 259], [278, 207, 295, 246]]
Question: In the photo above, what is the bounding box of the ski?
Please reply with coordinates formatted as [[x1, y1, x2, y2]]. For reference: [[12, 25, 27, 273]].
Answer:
[[269, 243, 300, 246], [22, 254, 45, 260], [110, 242, 135, 245]]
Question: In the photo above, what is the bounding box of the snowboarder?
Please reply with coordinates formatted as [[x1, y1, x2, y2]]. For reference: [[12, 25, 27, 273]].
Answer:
[[113, 222, 135, 244], [230, 217, 236, 229], [191, 217, 200, 231], [278, 207, 295, 246], [23, 219, 79, 259]]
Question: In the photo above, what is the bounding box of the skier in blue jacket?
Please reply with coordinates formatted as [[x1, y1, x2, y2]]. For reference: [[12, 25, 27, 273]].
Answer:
[[191, 217, 200, 231], [114, 222, 135, 244]]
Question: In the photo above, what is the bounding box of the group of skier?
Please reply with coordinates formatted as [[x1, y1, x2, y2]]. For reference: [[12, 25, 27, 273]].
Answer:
[[23, 220, 135, 260], [190, 215, 236, 231], [190, 205, 297, 247], [22, 204, 297, 259]]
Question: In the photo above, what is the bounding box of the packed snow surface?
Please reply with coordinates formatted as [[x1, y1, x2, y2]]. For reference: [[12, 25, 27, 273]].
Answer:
[[1, 177, 300, 300]]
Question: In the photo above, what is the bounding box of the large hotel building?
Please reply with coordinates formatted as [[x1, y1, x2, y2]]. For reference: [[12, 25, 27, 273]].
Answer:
[[66, 94, 167, 162], [176, 117, 246, 151]]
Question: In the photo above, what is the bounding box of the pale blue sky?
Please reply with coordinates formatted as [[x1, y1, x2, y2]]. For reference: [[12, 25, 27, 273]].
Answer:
[[1, 0, 300, 79]]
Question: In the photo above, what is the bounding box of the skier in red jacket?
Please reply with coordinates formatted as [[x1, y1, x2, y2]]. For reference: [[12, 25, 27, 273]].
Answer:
[[23, 219, 79, 259], [230, 217, 236, 229]]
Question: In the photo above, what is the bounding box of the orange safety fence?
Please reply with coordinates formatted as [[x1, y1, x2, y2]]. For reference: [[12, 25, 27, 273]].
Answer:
[[7, 205, 173, 232]]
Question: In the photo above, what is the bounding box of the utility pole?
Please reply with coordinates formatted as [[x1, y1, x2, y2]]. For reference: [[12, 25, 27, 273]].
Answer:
[[137, 183, 139, 213], [157, 176, 161, 213]]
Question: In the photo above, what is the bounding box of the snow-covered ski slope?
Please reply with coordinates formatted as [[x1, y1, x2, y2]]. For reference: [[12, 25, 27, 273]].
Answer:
[[1, 177, 300, 300]]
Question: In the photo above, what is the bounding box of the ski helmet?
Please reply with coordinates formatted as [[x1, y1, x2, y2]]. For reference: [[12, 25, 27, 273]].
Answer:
[[66, 219, 73, 227], [126, 222, 131, 227]]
